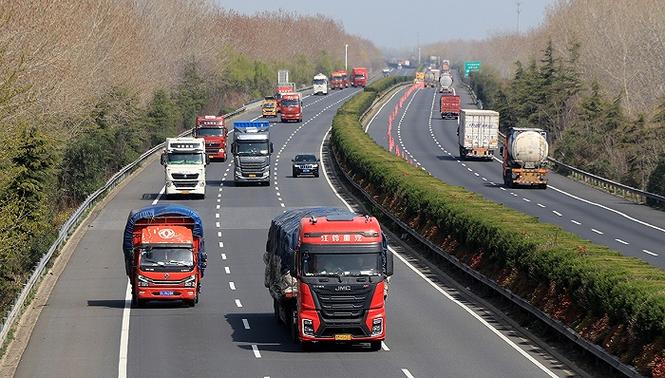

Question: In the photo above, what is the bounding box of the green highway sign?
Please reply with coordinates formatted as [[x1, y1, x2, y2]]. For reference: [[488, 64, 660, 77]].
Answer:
[[464, 61, 481, 77]]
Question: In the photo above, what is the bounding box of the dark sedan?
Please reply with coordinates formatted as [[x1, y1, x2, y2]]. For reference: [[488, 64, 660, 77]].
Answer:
[[292, 154, 320, 177]]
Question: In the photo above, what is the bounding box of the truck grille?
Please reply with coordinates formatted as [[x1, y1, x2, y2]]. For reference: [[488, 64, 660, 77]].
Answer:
[[313, 288, 372, 320], [173, 180, 198, 188], [206, 142, 221, 148], [239, 162, 267, 172], [171, 173, 199, 180]]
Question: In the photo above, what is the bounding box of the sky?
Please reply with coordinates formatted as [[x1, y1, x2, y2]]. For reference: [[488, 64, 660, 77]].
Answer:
[[216, 0, 555, 49]]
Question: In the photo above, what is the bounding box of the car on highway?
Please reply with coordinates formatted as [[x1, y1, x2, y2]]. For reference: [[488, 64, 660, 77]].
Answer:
[[292, 154, 319, 177]]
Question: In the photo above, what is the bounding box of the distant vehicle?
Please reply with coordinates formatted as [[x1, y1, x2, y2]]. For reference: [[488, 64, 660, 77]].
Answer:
[[292, 154, 319, 177], [501, 127, 549, 188], [123, 205, 207, 307], [351, 67, 368, 87], [415, 72, 425, 82], [275, 83, 297, 111], [382, 67, 390, 77], [280, 92, 303, 123], [232, 121, 273, 185], [331, 70, 349, 89], [430, 68, 441, 84], [160, 138, 207, 199], [397, 63, 402, 70], [313, 73, 328, 95], [458, 109, 499, 160], [264, 207, 393, 351], [193, 115, 227, 162], [439, 73, 454, 93], [424, 70, 435, 88], [262, 96, 278, 118], [440, 94, 461, 120], [442, 59, 450, 72]]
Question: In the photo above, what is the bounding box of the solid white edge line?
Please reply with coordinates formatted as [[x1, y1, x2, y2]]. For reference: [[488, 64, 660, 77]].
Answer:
[[381, 341, 390, 351], [364, 86, 406, 133], [319, 123, 558, 378], [118, 280, 131, 378], [401, 368, 415, 378]]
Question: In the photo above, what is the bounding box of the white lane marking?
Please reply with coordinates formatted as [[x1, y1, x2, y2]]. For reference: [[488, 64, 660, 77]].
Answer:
[[235, 299, 243, 308], [552, 210, 562, 217], [242, 318, 251, 329], [221, 253, 227, 260], [217, 231, 222, 237], [224, 266, 230, 274], [215, 213, 220, 218], [381, 341, 390, 351], [401, 369, 415, 378], [229, 282, 236, 290], [615, 238, 629, 245], [500, 187, 506, 191], [474, 173, 480, 177], [522, 198, 531, 202], [218, 241, 224, 248], [280, 203, 285, 207], [319, 126, 558, 378], [252, 344, 261, 358], [118, 280, 131, 378], [643, 249, 659, 256], [467, 168, 472, 172], [216, 222, 221, 228], [482, 177, 488, 181], [592, 228, 604, 235], [216, 199, 221, 203], [537, 203, 546, 208], [216, 204, 220, 209], [152, 186, 165, 205], [570, 220, 581, 225], [548, 185, 665, 235]]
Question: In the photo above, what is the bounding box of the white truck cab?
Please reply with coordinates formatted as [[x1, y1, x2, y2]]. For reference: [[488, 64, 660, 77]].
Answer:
[[160, 137, 207, 198], [313, 73, 328, 95]]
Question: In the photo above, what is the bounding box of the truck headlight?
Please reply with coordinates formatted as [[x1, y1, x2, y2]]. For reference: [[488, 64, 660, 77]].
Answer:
[[220, 148, 224, 153], [183, 275, 196, 287], [371, 318, 383, 336], [302, 319, 314, 336], [137, 275, 150, 287], [199, 181, 205, 187]]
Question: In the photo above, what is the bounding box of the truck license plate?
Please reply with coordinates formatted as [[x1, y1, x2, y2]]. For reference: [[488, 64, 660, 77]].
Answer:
[[248, 174, 256, 178], [160, 291, 174, 296], [334, 334, 352, 341]]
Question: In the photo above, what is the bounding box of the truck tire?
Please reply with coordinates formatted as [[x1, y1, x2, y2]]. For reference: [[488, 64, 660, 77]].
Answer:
[[539, 183, 548, 189], [273, 299, 282, 324], [369, 341, 382, 351], [301, 341, 315, 352], [459, 147, 466, 160]]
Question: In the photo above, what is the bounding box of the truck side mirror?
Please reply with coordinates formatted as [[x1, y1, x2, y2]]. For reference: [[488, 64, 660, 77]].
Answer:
[[386, 249, 394, 277], [231, 142, 237, 155], [205, 155, 210, 165], [270, 143, 274, 154], [160, 153, 166, 166]]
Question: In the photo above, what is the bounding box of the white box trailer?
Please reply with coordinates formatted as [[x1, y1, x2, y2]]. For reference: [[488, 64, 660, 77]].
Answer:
[[458, 109, 499, 160]]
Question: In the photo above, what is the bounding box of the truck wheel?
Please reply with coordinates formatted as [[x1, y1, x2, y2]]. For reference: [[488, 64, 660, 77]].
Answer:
[[539, 183, 548, 189], [369, 341, 382, 351], [458, 147, 466, 160], [301, 341, 315, 352]]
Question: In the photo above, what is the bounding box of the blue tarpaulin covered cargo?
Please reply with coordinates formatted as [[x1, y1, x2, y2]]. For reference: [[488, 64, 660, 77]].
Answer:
[[122, 204, 205, 276]]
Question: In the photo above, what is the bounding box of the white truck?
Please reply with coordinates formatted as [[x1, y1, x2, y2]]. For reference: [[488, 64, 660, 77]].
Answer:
[[439, 73, 454, 93], [313, 73, 328, 95], [160, 137, 208, 198], [457, 109, 499, 160]]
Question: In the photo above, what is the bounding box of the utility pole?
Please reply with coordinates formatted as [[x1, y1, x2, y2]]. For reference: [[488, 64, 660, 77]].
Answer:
[[345, 44, 348, 71], [516, 1, 522, 34]]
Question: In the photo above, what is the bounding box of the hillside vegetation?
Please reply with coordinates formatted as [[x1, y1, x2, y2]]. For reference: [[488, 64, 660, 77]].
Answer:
[[0, 0, 381, 326], [423, 0, 665, 194]]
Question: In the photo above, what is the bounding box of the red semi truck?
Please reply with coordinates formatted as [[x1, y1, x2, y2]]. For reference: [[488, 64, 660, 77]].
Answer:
[[123, 205, 207, 307], [440, 94, 461, 120], [330, 70, 349, 89], [265, 208, 393, 351], [275, 83, 297, 111], [280, 92, 303, 123], [194, 115, 227, 161], [351, 67, 368, 87]]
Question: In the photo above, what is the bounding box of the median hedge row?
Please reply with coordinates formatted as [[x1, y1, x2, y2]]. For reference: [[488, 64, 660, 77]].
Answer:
[[331, 77, 665, 375]]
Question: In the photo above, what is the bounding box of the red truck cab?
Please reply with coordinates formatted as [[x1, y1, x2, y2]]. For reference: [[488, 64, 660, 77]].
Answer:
[[194, 115, 227, 161], [440, 94, 461, 120], [351, 67, 368, 87], [265, 208, 393, 351], [280, 92, 302, 123], [275, 83, 297, 112], [123, 205, 206, 307], [330, 70, 349, 89]]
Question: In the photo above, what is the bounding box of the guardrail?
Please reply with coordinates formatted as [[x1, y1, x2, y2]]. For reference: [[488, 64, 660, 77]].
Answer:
[[327, 115, 642, 377], [460, 80, 665, 207], [0, 86, 308, 350]]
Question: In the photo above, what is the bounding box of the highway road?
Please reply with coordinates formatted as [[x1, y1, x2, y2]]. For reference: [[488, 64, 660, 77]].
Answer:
[[367, 73, 665, 269], [14, 74, 575, 378]]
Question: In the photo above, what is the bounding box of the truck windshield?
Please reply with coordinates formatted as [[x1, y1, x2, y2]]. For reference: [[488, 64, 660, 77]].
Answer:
[[354, 74, 365, 79], [236, 141, 269, 156], [281, 99, 300, 107], [140, 247, 194, 271], [313, 79, 326, 85], [302, 252, 380, 277], [263, 102, 275, 108], [195, 128, 225, 137], [332, 76, 344, 80], [167, 153, 204, 165]]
